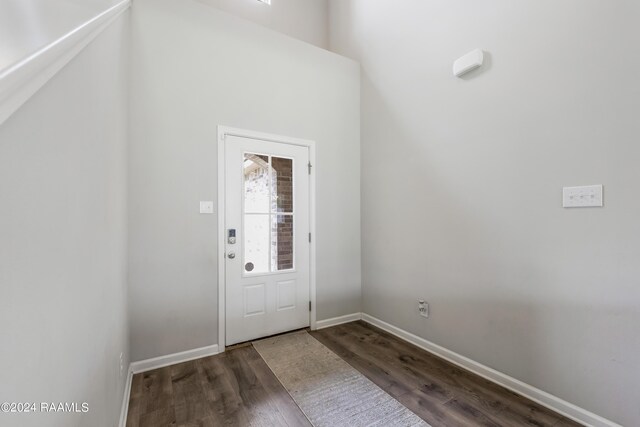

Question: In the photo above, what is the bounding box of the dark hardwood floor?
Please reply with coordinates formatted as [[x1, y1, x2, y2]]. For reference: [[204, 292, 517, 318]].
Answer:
[[126, 321, 582, 427], [126, 344, 311, 427], [310, 321, 581, 427]]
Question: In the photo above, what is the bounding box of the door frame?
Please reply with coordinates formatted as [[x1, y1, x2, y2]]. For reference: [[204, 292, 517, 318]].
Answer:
[[217, 126, 317, 351]]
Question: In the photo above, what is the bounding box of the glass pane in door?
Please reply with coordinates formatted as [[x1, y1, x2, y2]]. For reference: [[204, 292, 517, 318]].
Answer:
[[271, 215, 294, 271], [271, 157, 293, 213], [244, 154, 270, 213]]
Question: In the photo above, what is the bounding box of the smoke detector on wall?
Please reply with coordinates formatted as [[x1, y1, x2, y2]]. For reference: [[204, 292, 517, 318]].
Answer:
[[453, 49, 484, 77]]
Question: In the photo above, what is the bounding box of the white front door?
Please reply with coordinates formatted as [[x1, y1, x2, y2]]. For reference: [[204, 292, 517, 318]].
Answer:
[[224, 135, 310, 346]]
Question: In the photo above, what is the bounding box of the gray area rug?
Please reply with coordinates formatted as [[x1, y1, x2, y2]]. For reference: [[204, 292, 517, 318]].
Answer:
[[253, 330, 429, 427]]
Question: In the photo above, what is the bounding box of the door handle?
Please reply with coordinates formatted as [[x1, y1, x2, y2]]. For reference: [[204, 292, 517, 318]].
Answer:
[[227, 252, 236, 259]]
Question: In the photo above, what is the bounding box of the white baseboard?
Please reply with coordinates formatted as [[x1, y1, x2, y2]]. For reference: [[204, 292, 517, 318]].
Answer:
[[130, 344, 220, 374], [120, 315, 617, 427], [315, 312, 362, 330], [360, 313, 619, 427], [118, 369, 133, 427]]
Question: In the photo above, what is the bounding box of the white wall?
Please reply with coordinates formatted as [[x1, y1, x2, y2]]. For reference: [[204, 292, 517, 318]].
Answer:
[[329, 0, 640, 425], [129, 0, 360, 361], [0, 0, 120, 71], [195, 0, 328, 49], [0, 14, 129, 427]]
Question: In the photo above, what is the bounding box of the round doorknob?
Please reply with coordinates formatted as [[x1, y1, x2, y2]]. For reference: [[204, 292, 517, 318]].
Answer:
[[227, 252, 236, 259]]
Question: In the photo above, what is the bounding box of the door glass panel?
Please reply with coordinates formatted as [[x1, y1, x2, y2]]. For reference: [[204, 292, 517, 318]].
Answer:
[[244, 154, 270, 213], [244, 214, 270, 274], [271, 215, 294, 271], [243, 153, 295, 274], [271, 157, 293, 213]]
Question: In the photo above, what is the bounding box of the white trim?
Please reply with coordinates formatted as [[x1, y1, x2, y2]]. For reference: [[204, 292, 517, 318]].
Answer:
[[130, 344, 220, 374], [308, 141, 317, 331], [316, 313, 362, 330], [0, 0, 131, 126], [217, 126, 317, 350], [360, 313, 620, 427], [118, 369, 133, 427], [217, 129, 227, 353]]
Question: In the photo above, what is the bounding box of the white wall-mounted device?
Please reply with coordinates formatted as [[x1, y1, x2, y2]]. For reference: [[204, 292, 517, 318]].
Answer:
[[562, 185, 603, 208], [453, 49, 484, 77], [199, 201, 214, 214], [418, 300, 429, 318]]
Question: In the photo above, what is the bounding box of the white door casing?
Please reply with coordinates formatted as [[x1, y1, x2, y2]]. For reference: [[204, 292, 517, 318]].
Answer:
[[218, 127, 316, 347]]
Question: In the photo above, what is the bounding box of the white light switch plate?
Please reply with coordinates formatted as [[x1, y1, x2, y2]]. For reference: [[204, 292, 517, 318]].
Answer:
[[562, 185, 603, 208], [199, 201, 214, 214]]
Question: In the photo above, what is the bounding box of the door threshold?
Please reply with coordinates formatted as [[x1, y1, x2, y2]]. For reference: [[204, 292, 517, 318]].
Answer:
[[225, 327, 310, 351]]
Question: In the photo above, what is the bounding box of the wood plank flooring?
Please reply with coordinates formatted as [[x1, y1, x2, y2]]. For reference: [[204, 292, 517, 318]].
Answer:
[[126, 344, 311, 427], [126, 321, 583, 427], [310, 321, 582, 427]]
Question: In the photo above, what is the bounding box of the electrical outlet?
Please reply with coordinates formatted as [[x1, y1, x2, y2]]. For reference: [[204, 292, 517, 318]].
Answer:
[[418, 300, 429, 318], [119, 352, 124, 377]]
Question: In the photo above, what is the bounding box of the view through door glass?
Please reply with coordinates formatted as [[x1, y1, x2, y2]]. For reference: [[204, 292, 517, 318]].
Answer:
[[243, 153, 294, 274]]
